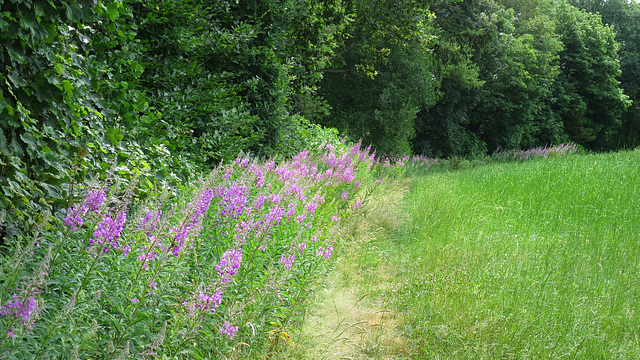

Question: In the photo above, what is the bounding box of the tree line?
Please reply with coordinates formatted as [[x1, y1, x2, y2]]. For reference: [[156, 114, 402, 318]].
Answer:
[[1, 0, 639, 236]]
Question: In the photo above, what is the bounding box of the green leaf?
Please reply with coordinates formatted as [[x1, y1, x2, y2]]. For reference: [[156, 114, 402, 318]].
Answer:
[[0, 130, 8, 153], [0, 17, 8, 32], [5, 43, 26, 64], [106, 3, 120, 21], [105, 128, 124, 146], [0, 96, 8, 114], [40, 182, 62, 199], [62, 80, 74, 97], [8, 69, 27, 88], [20, 132, 38, 151]]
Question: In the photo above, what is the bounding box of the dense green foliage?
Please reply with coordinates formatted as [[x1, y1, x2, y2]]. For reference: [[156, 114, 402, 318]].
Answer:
[[134, 0, 346, 165], [316, 0, 441, 155], [569, 0, 640, 148], [2, 0, 639, 241], [0, 0, 181, 240], [413, 0, 634, 157]]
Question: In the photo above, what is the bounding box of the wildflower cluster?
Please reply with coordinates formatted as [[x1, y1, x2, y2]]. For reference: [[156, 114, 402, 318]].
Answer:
[[0, 141, 378, 358], [0, 294, 38, 333], [168, 141, 376, 347], [492, 143, 581, 161], [63, 189, 107, 230]]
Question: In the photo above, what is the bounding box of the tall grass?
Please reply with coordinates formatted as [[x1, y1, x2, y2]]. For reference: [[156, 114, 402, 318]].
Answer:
[[359, 150, 640, 359]]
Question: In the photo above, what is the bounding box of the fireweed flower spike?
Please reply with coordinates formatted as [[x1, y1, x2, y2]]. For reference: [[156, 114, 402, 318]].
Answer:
[[166, 187, 215, 257], [137, 234, 161, 270], [196, 290, 223, 313], [64, 189, 107, 230], [0, 293, 38, 327], [316, 246, 333, 260], [182, 248, 242, 317], [216, 249, 243, 283], [221, 184, 247, 219], [219, 321, 238, 340], [167, 225, 190, 257], [138, 209, 162, 233], [278, 253, 296, 270], [91, 211, 128, 255]]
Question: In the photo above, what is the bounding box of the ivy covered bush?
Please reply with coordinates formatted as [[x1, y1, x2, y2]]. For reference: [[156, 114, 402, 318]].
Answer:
[[0, 0, 342, 242]]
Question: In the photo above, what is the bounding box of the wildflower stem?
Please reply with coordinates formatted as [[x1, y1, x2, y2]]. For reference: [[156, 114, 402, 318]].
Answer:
[[34, 244, 106, 358]]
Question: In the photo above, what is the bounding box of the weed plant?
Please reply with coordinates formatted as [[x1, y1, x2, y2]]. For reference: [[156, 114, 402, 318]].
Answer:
[[364, 149, 640, 358], [491, 143, 582, 162], [377, 144, 582, 178], [0, 142, 381, 359]]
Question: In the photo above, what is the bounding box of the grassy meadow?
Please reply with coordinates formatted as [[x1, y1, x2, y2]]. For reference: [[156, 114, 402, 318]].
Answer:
[[346, 150, 640, 359], [296, 151, 640, 359], [4, 143, 636, 359]]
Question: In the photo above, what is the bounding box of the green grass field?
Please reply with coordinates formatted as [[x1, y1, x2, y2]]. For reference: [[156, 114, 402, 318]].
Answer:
[[349, 150, 640, 359]]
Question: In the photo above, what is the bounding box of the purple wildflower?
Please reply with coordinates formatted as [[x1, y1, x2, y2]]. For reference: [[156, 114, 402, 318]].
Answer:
[[137, 235, 161, 270], [146, 281, 158, 296], [254, 195, 268, 212], [316, 246, 333, 260], [64, 189, 107, 230], [279, 254, 295, 270], [167, 225, 190, 257], [264, 206, 285, 226], [269, 194, 282, 204], [236, 157, 250, 169], [305, 201, 318, 215], [221, 184, 247, 219], [324, 246, 333, 259], [196, 289, 223, 313], [219, 320, 239, 340], [0, 293, 38, 326], [350, 143, 361, 156], [215, 249, 243, 283], [341, 167, 356, 183], [265, 161, 276, 171], [92, 212, 127, 253], [183, 300, 196, 317], [286, 203, 296, 218], [223, 166, 233, 180], [138, 210, 162, 233], [191, 189, 214, 223]]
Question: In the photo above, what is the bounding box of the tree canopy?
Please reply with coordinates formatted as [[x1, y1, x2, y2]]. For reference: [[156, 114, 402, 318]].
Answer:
[[2, 0, 638, 238]]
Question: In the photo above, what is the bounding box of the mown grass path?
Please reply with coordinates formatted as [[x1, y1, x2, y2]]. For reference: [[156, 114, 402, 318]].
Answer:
[[293, 150, 640, 359]]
